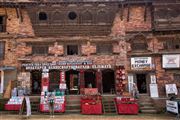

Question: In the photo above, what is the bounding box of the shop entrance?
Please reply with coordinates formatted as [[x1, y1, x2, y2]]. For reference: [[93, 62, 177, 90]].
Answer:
[[84, 70, 96, 88], [102, 69, 115, 94], [31, 70, 42, 95], [49, 70, 60, 92], [136, 74, 147, 94], [66, 70, 79, 94]]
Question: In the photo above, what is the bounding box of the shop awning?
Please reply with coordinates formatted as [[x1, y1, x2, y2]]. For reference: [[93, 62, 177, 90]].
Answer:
[[0, 66, 16, 71]]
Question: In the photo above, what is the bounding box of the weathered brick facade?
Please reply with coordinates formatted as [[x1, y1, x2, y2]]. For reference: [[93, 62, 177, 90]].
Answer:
[[0, 0, 180, 111]]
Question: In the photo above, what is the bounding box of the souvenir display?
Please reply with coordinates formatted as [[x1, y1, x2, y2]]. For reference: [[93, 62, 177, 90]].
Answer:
[[81, 88, 102, 114], [116, 66, 126, 95]]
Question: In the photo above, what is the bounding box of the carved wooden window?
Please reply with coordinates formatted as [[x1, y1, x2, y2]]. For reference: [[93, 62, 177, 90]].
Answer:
[[174, 73, 180, 81], [67, 45, 79, 55], [39, 12, 47, 21], [32, 45, 48, 55], [53, 11, 63, 21], [0, 41, 5, 60], [96, 43, 112, 54], [164, 39, 180, 50], [97, 11, 107, 23], [131, 35, 147, 51], [0, 16, 6, 32], [82, 11, 93, 23]]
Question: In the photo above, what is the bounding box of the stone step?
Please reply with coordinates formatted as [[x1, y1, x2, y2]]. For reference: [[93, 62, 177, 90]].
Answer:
[[141, 109, 157, 113], [65, 109, 81, 113], [139, 102, 154, 106], [140, 106, 156, 110]]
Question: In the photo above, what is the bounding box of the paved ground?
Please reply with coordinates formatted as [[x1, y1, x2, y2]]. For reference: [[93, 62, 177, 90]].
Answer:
[[0, 114, 176, 120]]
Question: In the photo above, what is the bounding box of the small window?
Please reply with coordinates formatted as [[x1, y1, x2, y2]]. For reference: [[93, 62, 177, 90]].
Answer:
[[0, 16, 6, 32], [39, 12, 47, 21], [0, 41, 5, 60], [82, 11, 92, 23], [32, 45, 48, 55], [68, 12, 77, 20], [97, 44, 112, 54], [174, 74, 180, 81], [67, 45, 78, 55], [97, 11, 107, 23]]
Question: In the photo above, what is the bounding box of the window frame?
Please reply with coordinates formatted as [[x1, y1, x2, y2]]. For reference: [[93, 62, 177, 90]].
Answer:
[[65, 44, 81, 56], [96, 43, 113, 55], [0, 16, 6, 32], [0, 41, 5, 60], [32, 44, 49, 55]]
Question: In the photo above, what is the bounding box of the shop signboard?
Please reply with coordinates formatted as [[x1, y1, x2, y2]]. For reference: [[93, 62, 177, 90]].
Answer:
[[165, 84, 178, 96], [131, 57, 152, 70], [166, 100, 179, 114], [128, 74, 134, 92], [149, 84, 159, 98], [162, 54, 180, 68]]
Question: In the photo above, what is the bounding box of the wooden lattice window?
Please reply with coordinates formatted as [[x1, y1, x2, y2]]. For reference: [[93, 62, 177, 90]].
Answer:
[[96, 43, 112, 54], [0, 41, 5, 60], [131, 35, 147, 51], [32, 45, 48, 55], [164, 39, 180, 50], [53, 11, 63, 21], [97, 11, 107, 23], [174, 74, 180, 81], [0, 16, 6, 32], [81, 11, 93, 23]]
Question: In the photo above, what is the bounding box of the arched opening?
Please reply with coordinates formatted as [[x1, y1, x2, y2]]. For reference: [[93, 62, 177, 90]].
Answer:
[[68, 11, 77, 20], [102, 69, 115, 94], [65, 70, 79, 94], [82, 11, 93, 23], [84, 70, 96, 88], [39, 12, 47, 21], [31, 70, 42, 95], [97, 10, 107, 23]]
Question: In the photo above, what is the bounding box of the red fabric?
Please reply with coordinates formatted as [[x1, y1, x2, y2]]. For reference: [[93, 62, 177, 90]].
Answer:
[[81, 99, 102, 114], [116, 103, 138, 114], [4, 104, 21, 111]]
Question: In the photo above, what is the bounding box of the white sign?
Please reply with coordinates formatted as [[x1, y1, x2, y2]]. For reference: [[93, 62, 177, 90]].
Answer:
[[165, 84, 178, 95], [163, 54, 180, 68], [131, 57, 152, 70], [150, 84, 159, 98], [150, 74, 156, 84], [128, 74, 134, 92], [59, 83, 67, 90], [166, 100, 179, 114]]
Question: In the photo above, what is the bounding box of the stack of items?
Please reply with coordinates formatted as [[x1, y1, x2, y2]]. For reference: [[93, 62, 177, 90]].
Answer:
[[5, 88, 24, 111], [114, 97, 138, 115], [81, 88, 102, 114], [40, 91, 65, 112], [116, 66, 126, 95]]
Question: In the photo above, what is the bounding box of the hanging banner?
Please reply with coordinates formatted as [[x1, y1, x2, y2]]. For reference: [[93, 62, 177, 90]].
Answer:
[[131, 57, 152, 70], [162, 54, 180, 68], [128, 74, 134, 92]]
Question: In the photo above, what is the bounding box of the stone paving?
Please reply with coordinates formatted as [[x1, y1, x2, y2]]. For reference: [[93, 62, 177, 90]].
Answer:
[[0, 114, 176, 120]]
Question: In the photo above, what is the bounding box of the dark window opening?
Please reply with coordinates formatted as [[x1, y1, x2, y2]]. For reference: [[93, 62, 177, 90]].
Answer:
[[164, 40, 180, 50], [97, 44, 112, 54], [175, 44, 180, 49], [32, 45, 48, 55], [0, 41, 5, 60], [131, 43, 147, 51], [0, 16, 5, 32], [136, 74, 147, 94], [174, 74, 180, 81], [68, 12, 77, 20], [31, 70, 42, 95], [67, 45, 78, 55], [84, 71, 96, 88], [39, 12, 47, 21]]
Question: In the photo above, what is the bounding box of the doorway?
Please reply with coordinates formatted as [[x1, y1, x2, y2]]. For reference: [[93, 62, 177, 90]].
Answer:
[[65, 70, 79, 94], [31, 70, 42, 95], [136, 74, 147, 94], [49, 70, 60, 92], [102, 69, 115, 94], [84, 70, 96, 88]]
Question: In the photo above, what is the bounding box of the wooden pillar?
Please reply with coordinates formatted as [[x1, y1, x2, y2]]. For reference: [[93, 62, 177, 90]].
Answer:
[[79, 70, 85, 94], [96, 69, 102, 94], [0, 70, 4, 93]]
